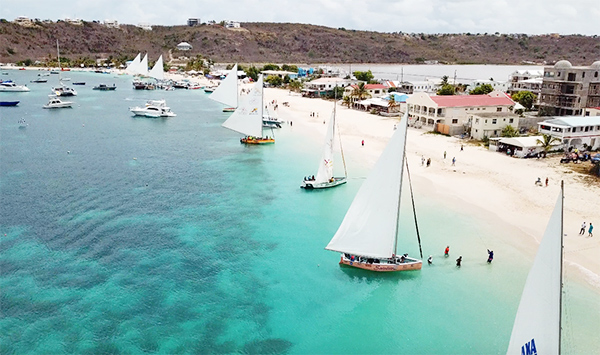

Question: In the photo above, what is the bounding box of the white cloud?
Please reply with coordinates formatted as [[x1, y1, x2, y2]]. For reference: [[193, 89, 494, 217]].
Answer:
[[0, 0, 598, 35]]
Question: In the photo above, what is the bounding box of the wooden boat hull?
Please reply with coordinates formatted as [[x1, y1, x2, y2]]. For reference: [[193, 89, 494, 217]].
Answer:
[[223, 107, 235, 112], [301, 177, 347, 189], [240, 137, 275, 144], [339, 255, 422, 272]]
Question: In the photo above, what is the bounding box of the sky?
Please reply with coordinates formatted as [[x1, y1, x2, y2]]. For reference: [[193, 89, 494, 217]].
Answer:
[[1, 0, 599, 35]]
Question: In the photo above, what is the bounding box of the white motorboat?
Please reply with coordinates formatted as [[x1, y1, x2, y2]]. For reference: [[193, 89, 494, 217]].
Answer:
[[129, 99, 176, 118], [43, 96, 73, 109], [0, 81, 31, 92], [52, 85, 77, 96]]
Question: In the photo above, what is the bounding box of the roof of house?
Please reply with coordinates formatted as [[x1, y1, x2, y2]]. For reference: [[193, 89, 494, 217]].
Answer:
[[430, 94, 514, 108], [349, 84, 387, 90], [541, 116, 600, 127], [499, 136, 559, 148]]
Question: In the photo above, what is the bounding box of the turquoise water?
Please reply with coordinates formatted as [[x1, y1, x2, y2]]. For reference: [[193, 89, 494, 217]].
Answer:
[[1, 70, 599, 354]]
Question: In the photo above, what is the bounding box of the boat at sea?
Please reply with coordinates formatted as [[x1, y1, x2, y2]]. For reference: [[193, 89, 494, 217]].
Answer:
[[129, 99, 176, 118], [0, 100, 20, 106], [222, 75, 274, 144], [31, 78, 48, 83], [43, 96, 73, 109], [301, 97, 347, 189], [93, 84, 117, 91], [203, 86, 217, 93], [52, 40, 77, 96], [18, 118, 28, 128], [506, 181, 565, 354], [72, 82, 86, 85], [0, 81, 30, 92], [325, 111, 423, 272], [209, 64, 238, 111]]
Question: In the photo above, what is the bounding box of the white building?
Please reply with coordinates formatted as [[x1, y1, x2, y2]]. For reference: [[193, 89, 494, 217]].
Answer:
[[470, 79, 509, 93], [137, 23, 152, 31], [176, 42, 193, 51], [103, 19, 119, 28], [584, 107, 600, 116], [14, 16, 33, 26], [538, 116, 600, 150], [469, 113, 520, 140], [225, 21, 240, 28], [64, 18, 83, 25], [489, 136, 562, 158]]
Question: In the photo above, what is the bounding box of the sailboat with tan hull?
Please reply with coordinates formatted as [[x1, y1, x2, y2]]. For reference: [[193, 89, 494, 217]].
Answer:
[[325, 111, 422, 272]]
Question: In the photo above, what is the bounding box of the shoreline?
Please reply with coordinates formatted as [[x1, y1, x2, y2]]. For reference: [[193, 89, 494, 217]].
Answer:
[[263, 87, 600, 291]]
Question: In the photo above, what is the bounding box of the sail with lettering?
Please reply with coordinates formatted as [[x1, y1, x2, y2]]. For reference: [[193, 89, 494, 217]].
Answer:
[[506, 182, 563, 355]]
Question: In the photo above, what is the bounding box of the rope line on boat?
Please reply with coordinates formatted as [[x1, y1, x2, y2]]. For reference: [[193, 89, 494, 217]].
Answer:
[[404, 156, 423, 259]]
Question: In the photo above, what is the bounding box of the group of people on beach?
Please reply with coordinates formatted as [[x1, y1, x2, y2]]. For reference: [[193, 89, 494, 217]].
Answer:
[[428, 245, 493, 267], [580, 221, 594, 237]]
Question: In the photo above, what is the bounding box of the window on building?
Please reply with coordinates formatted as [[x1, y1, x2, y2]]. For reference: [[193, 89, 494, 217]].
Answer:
[[452, 119, 458, 124], [477, 108, 480, 110], [510, 118, 514, 123], [595, 72, 599, 77], [497, 107, 502, 112], [557, 72, 561, 77], [565, 85, 575, 94], [492, 119, 497, 124], [582, 72, 585, 78], [475, 118, 479, 124], [485, 120, 488, 124], [567, 73, 576, 81], [585, 126, 589, 132], [494, 130, 497, 135]]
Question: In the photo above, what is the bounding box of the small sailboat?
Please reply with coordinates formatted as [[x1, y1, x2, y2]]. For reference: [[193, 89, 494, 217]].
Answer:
[[222, 75, 274, 144], [325, 111, 422, 271], [52, 40, 77, 97], [506, 181, 564, 354], [209, 64, 238, 112], [301, 97, 347, 189], [148, 55, 164, 81]]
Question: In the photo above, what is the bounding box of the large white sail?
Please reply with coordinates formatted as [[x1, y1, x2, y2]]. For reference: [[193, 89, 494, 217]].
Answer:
[[326, 111, 408, 258], [314, 106, 336, 184], [506, 188, 563, 355], [222, 75, 263, 138], [148, 55, 164, 80], [139, 54, 149, 76], [126, 53, 141, 75], [209, 64, 238, 108]]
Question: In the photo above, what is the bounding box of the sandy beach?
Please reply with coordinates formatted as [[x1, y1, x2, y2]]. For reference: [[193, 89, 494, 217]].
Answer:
[[262, 87, 600, 290]]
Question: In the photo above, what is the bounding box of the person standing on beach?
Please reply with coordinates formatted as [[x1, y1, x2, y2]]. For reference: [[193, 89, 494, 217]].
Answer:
[[452, 157, 456, 166], [444, 151, 447, 159], [426, 158, 431, 167], [421, 156, 425, 166], [580, 222, 587, 235], [545, 177, 549, 187], [588, 223, 594, 237], [487, 249, 494, 263], [444, 246, 449, 257], [361, 139, 364, 146], [456, 256, 462, 267], [461, 145, 464, 151]]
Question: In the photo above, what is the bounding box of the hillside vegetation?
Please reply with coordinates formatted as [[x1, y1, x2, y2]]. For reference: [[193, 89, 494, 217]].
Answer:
[[1, 21, 598, 65]]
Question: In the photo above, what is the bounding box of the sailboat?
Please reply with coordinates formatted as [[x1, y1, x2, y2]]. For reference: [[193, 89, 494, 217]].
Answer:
[[126, 53, 142, 75], [506, 181, 564, 355], [301, 97, 347, 189], [325, 111, 422, 271], [139, 54, 149, 77], [222, 75, 274, 144], [148, 55, 164, 81], [52, 40, 77, 97], [209, 64, 238, 112]]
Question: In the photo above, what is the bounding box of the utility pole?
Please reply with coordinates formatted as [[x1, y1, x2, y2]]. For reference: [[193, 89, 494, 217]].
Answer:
[[453, 70, 457, 86]]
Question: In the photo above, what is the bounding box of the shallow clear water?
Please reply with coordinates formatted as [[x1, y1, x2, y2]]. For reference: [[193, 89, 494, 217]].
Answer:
[[1, 69, 598, 354]]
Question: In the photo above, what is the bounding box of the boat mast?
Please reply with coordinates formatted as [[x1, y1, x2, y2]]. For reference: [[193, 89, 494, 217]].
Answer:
[[559, 180, 564, 355], [393, 113, 409, 257], [334, 86, 348, 178], [56, 39, 62, 83]]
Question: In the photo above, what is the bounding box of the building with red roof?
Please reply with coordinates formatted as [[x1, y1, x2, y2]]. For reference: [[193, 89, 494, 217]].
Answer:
[[406, 91, 517, 137]]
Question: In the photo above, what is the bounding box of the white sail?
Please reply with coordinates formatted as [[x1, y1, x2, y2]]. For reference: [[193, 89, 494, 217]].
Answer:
[[326, 111, 409, 258], [222, 75, 263, 138], [209, 64, 238, 108], [506, 188, 563, 355], [314, 106, 336, 184], [126, 53, 141, 75], [139, 54, 149, 76], [148, 55, 164, 80]]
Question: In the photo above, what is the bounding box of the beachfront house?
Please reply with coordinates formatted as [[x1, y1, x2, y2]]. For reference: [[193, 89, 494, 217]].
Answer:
[[407, 91, 515, 136], [14, 16, 33, 26], [489, 136, 562, 158], [539, 60, 600, 116], [261, 70, 297, 80], [103, 19, 119, 28], [225, 21, 241, 28], [137, 23, 152, 31], [343, 84, 388, 99], [537, 116, 600, 150], [469, 113, 520, 140], [187, 18, 201, 26], [302, 78, 354, 98], [584, 107, 600, 116]]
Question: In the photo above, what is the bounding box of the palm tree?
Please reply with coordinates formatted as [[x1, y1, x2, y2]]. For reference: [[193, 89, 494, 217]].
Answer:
[[342, 96, 352, 108], [536, 134, 561, 152], [287, 79, 304, 93], [351, 82, 371, 102], [387, 94, 399, 112]]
